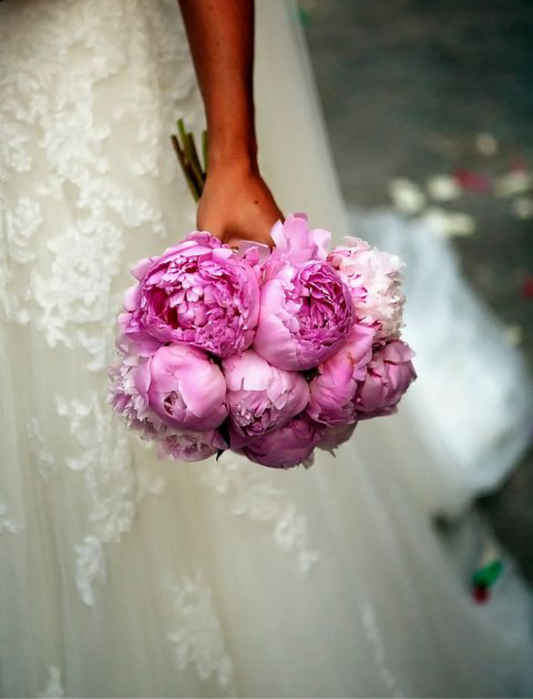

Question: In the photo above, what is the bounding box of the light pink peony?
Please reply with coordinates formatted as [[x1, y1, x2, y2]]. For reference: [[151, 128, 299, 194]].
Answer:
[[108, 338, 228, 462], [307, 324, 375, 425], [157, 429, 227, 462], [108, 339, 166, 442], [354, 340, 416, 419], [253, 215, 354, 371], [135, 343, 227, 431], [222, 350, 309, 445], [120, 232, 260, 357], [236, 415, 324, 470], [327, 237, 405, 340]]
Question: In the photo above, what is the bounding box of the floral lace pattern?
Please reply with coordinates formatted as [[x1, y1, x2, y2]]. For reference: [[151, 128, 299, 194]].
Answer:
[[55, 392, 135, 543], [0, 503, 23, 535], [135, 467, 167, 504], [200, 456, 321, 576], [0, 0, 202, 370], [1, 197, 41, 266], [0, 195, 41, 324], [360, 599, 406, 698], [0, 0, 207, 613], [74, 534, 107, 607], [54, 389, 168, 606], [27, 418, 57, 481], [167, 569, 234, 689], [38, 666, 65, 699], [53, 391, 135, 604]]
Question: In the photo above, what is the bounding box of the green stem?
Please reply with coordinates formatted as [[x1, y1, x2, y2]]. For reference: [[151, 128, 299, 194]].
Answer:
[[171, 134, 201, 202], [173, 119, 209, 202], [185, 131, 205, 189], [177, 119, 205, 195]]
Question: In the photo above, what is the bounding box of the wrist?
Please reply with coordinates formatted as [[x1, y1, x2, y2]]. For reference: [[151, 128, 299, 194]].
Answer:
[[206, 103, 258, 175], [207, 141, 259, 179]]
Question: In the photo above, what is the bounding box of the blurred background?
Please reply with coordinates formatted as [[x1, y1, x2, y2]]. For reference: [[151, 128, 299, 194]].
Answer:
[[299, 0, 533, 581]]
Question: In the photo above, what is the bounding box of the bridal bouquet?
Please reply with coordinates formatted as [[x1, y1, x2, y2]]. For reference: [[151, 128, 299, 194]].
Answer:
[[109, 212, 416, 469]]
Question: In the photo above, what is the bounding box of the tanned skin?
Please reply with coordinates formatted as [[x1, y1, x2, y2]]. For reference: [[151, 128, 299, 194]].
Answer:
[[178, 0, 282, 248]]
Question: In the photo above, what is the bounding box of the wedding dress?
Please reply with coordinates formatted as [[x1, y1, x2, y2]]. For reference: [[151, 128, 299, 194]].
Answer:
[[350, 208, 533, 517], [1, 1, 532, 697]]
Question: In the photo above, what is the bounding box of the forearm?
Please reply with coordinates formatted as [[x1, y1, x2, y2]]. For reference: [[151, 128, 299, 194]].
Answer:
[[178, 0, 281, 247], [178, 0, 257, 174]]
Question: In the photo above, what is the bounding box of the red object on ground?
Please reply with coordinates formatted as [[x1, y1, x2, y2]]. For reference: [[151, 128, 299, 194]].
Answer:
[[472, 585, 490, 604], [521, 276, 533, 299], [453, 168, 492, 193]]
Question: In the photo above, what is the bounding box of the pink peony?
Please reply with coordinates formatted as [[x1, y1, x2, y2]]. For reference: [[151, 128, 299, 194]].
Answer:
[[253, 215, 354, 371], [317, 423, 357, 453], [327, 237, 405, 340], [267, 213, 331, 270], [108, 340, 166, 442], [135, 343, 227, 431], [157, 429, 227, 462], [307, 324, 375, 425], [110, 216, 415, 468], [120, 232, 260, 357], [236, 415, 324, 470], [222, 350, 309, 445], [354, 340, 416, 419], [235, 239, 271, 275]]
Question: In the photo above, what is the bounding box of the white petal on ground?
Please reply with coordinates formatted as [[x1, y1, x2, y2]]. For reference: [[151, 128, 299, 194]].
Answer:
[[426, 175, 461, 201], [495, 170, 533, 198], [423, 208, 476, 237], [475, 132, 499, 156], [389, 178, 426, 214], [511, 197, 533, 220]]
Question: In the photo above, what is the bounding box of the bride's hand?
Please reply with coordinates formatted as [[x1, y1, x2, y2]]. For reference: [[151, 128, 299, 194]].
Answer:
[[197, 164, 283, 249]]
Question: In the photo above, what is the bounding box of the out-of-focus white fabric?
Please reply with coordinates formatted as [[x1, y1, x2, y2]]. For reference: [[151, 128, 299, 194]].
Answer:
[[351, 209, 533, 516], [0, 1, 531, 697]]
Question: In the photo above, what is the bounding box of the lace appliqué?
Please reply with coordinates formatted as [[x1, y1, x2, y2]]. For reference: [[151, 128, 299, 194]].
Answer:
[[0, 195, 42, 324], [74, 535, 107, 607], [0, 503, 23, 535], [32, 218, 126, 372], [55, 390, 168, 606], [27, 418, 57, 480], [0, 0, 202, 371], [54, 391, 133, 605], [360, 599, 406, 698], [135, 467, 166, 504], [200, 456, 320, 576], [55, 392, 135, 543], [38, 666, 65, 699], [167, 569, 234, 689]]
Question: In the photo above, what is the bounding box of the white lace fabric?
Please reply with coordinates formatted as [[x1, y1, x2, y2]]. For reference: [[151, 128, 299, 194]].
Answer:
[[0, 0, 202, 368], [0, 1, 532, 697]]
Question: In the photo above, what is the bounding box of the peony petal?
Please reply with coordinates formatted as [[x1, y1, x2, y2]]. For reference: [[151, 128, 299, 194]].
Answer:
[[130, 257, 155, 282], [310, 227, 331, 259], [253, 279, 299, 370], [123, 285, 141, 311], [133, 357, 152, 403]]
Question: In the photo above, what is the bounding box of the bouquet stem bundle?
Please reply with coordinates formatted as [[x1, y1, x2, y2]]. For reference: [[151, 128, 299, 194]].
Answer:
[[170, 119, 207, 202]]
